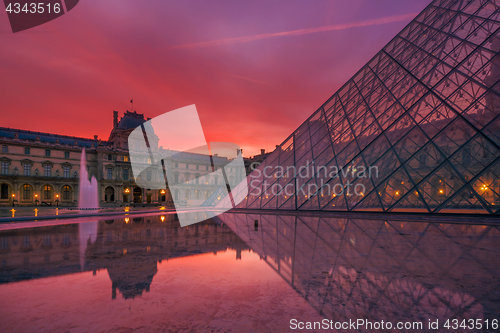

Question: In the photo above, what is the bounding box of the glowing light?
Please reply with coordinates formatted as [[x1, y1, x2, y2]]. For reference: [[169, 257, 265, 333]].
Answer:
[[395, 191, 400, 195], [34, 208, 38, 217], [124, 218, 130, 223], [56, 208, 59, 216], [11, 209, 15, 217], [160, 215, 165, 222], [123, 249, 127, 255], [125, 206, 130, 212], [439, 189, 444, 194], [159, 206, 165, 210], [56, 194, 59, 198], [160, 189, 166, 194], [147, 246, 151, 252], [11, 194, 15, 197], [124, 188, 130, 194]]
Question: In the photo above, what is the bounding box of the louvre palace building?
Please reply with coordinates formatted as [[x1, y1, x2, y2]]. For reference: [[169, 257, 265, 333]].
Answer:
[[0, 110, 236, 207]]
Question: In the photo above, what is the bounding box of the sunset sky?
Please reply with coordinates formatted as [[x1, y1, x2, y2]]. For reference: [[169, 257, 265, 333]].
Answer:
[[1, 0, 430, 156]]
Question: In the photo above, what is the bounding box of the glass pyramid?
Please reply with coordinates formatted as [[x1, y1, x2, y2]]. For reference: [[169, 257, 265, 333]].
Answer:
[[235, 0, 500, 214]]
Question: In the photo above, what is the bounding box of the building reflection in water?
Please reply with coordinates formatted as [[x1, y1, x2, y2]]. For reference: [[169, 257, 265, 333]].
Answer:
[[0, 214, 248, 300], [216, 213, 500, 327]]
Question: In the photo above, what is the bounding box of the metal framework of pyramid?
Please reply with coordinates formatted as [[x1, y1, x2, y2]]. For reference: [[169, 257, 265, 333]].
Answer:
[[235, 0, 500, 214]]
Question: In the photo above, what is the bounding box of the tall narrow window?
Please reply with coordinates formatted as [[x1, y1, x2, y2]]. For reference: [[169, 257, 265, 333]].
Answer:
[[108, 154, 112, 161], [1, 162, 8, 175], [45, 149, 51, 157], [64, 151, 70, 159], [23, 184, 31, 200], [25, 147, 30, 155], [124, 155, 129, 162], [107, 168, 113, 180], [1, 145, 7, 153], [63, 166, 70, 178], [123, 168, 129, 180], [186, 163, 189, 169], [147, 170, 152, 181], [23, 164, 31, 176], [43, 185, 52, 200], [0, 184, 8, 199], [62, 185, 71, 200], [44, 165, 52, 177]]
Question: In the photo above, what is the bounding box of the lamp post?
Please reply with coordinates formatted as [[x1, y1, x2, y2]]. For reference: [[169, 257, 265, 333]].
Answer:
[[12, 193, 16, 207], [55, 194, 59, 207], [35, 194, 39, 206]]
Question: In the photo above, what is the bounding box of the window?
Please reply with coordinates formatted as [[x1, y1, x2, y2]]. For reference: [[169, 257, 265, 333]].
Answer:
[[1, 145, 7, 153], [206, 165, 209, 171], [123, 168, 129, 180], [175, 163, 178, 168], [45, 149, 51, 157], [108, 154, 112, 161], [186, 163, 189, 169], [64, 151, 70, 159], [1, 184, 8, 199], [63, 166, 70, 178], [147, 170, 152, 181], [124, 155, 129, 162], [62, 185, 71, 200], [44, 165, 52, 177], [1, 162, 8, 175], [107, 168, 113, 180], [23, 164, 31, 176], [147, 158, 152, 164], [43, 185, 52, 200], [23, 184, 31, 200], [196, 164, 199, 170], [25, 147, 30, 155]]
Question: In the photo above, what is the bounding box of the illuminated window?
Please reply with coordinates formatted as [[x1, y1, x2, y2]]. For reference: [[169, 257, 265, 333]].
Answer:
[[62, 185, 71, 200], [124, 155, 129, 162], [22, 184, 31, 200], [43, 185, 52, 200]]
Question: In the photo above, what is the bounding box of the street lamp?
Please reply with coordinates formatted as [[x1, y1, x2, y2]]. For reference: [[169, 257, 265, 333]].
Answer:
[[35, 194, 39, 206], [55, 194, 59, 206], [124, 188, 130, 193]]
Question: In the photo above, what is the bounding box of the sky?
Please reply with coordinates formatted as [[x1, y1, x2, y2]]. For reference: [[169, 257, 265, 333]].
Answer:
[[0, 0, 431, 156]]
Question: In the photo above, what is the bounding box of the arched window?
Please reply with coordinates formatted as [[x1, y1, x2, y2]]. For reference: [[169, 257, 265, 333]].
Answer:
[[23, 184, 31, 200], [1, 184, 8, 199], [43, 185, 52, 200], [62, 185, 71, 200]]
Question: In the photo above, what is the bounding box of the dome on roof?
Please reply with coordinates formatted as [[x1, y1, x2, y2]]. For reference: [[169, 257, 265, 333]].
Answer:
[[117, 111, 146, 130]]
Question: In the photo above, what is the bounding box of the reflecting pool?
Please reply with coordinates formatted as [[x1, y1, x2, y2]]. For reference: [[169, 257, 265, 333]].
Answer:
[[0, 212, 499, 332]]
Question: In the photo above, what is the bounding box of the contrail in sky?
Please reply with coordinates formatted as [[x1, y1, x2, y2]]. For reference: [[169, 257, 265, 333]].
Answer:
[[169, 13, 417, 49]]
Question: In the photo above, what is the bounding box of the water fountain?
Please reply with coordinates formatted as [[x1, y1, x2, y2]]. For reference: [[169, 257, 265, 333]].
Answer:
[[78, 148, 98, 270]]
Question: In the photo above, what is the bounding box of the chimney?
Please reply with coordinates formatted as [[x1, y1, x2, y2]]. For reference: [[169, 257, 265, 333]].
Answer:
[[94, 135, 98, 140], [113, 111, 119, 128], [261, 149, 265, 155]]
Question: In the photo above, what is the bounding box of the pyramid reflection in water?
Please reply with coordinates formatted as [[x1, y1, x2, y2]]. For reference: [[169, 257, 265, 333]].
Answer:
[[227, 0, 500, 214]]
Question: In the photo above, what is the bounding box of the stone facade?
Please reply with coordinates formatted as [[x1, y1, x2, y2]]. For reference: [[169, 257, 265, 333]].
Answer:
[[0, 110, 238, 207]]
